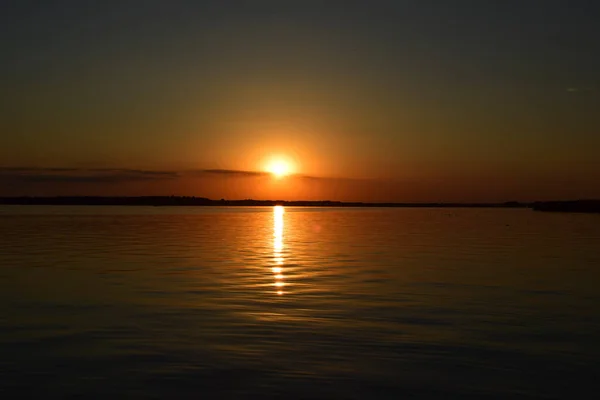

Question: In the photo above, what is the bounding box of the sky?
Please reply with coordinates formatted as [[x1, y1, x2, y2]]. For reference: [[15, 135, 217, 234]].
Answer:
[[1, 0, 599, 202]]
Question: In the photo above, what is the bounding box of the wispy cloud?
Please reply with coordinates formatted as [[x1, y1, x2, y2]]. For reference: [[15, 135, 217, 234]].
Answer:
[[196, 169, 269, 177], [196, 170, 358, 181], [193, 169, 362, 181], [293, 174, 366, 182], [567, 87, 594, 93], [0, 167, 179, 184], [0, 166, 358, 186]]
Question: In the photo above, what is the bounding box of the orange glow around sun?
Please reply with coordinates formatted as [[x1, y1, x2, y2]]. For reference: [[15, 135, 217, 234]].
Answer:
[[264, 156, 295, 178]]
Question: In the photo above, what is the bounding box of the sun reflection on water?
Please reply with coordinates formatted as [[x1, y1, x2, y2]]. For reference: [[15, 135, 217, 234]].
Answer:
[[273, 205, 285, 295]]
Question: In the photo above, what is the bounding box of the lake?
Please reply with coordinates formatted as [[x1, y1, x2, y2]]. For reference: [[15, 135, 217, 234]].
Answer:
[[1, 206, 599, 399]]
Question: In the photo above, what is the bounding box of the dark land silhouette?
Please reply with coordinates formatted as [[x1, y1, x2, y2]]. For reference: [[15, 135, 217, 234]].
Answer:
[[0, 196, 527, 208], [531, 200, 600, 213], [1, 197, 599, 212]]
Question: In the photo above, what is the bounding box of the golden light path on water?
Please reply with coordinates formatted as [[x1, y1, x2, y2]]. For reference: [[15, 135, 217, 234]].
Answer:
[[273, 206, 285, 295]]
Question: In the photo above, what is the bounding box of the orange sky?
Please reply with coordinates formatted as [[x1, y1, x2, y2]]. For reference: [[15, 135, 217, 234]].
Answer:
[[1, 2, 599, 202]]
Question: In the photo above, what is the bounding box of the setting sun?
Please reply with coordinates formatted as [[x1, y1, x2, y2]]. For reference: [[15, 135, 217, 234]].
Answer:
[[265, 157, 295, 178]]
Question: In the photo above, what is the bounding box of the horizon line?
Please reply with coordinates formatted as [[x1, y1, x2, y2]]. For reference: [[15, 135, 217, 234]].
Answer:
[[4, 195, 596, 205]]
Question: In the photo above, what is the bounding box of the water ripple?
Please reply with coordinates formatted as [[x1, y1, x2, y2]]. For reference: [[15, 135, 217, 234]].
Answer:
[[1, 206, 600, 398]]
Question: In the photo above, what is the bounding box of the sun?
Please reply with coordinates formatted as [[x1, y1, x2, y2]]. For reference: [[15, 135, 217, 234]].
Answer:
[[267, 160, 290, 178], [265, 157, 294, 178]]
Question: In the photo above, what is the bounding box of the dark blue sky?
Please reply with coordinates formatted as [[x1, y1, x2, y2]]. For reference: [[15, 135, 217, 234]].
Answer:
[[1, 0, 599, 200]]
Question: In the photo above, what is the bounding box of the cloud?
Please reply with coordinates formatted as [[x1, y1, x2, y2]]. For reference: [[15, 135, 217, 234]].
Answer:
[[196, 170, 360, 181], [193, 170, 363, 182], [0, 167, 179, 184], [0, 166, 359, 186], [293, 173, 367, 182], [567, 87, 594, 93], [194, 169, 269, 177]]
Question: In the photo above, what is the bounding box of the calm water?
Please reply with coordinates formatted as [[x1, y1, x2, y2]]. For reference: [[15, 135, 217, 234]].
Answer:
[[1, 206, 599, 399]]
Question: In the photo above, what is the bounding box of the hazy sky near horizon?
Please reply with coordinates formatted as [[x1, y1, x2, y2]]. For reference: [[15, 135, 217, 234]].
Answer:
[[1, 0, 599, 201]]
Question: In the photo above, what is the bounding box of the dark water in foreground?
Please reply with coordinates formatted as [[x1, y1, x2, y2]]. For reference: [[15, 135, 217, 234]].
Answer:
[[1, 206, 599, 399]]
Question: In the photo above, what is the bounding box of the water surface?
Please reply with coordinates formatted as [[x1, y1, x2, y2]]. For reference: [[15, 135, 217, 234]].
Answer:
[[1, 206, 599, 398]]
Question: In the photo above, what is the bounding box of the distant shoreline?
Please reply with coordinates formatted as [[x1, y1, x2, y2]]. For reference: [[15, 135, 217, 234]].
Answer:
[[1, 197, 599, 213], [530, 200, 600, 213], [0, 196, 526, 208]]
